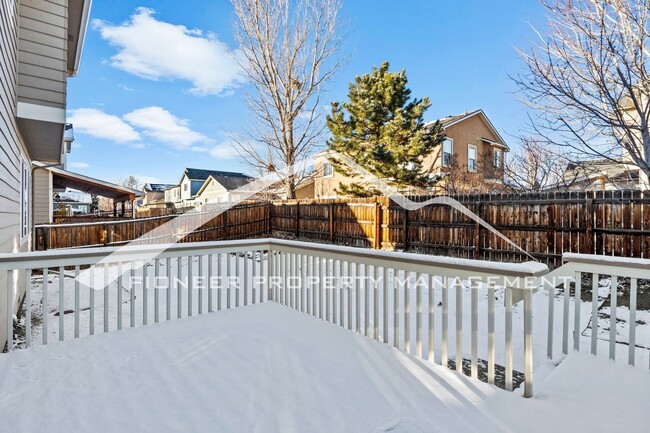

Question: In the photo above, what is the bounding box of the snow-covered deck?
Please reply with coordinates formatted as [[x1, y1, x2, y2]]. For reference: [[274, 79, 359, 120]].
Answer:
[[1, 303, 648, 433]]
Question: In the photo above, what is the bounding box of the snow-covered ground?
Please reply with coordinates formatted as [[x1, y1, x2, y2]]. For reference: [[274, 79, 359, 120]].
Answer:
[[1, 303, 648, 433]]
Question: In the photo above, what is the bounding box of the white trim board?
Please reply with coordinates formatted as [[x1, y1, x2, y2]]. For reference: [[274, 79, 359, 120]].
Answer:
[[17, 102, 65, 124]]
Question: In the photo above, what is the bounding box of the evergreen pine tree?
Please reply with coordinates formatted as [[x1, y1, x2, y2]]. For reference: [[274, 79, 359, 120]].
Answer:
[[326, 61, 443, 197]]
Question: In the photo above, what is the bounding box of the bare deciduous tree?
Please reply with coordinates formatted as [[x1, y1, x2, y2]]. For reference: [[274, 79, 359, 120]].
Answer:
[[504, 137, 575, 192], [230, 0, 344, 198], [441, 153, 508, 195], [514, 0, 650, 187], [116, 175, 142, 191]]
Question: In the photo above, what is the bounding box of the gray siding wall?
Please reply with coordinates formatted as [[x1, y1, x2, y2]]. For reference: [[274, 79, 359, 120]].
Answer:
[[1, 0, 30, 349], [17, 0, 68, 109], [33, 168, 51, 223]]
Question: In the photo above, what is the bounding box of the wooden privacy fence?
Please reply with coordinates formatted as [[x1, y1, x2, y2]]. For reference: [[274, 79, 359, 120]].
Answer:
[[270, 191, 650, 268], [135, 207, 177, 218], [35, 202, 270, 250], [52, 215, 133, 224], [35, 191, 650, 268]]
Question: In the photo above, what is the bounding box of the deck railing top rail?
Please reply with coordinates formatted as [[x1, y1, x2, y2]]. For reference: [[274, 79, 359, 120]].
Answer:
[[0, 239, 271, 271], [0, 238, 549, 280], [271, 239, 549, 280], [562, 252, 650, 270]]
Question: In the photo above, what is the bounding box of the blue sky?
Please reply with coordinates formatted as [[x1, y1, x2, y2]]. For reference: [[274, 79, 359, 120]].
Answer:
[[66, 0, 547, 185]]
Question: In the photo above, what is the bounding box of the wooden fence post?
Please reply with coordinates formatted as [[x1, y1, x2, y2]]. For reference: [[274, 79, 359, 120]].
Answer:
[[585, 195, 594, 254], [374, 200, 382, 250], [474, 201, 482, 258], [403, 207, 409, 251], [224, 208, 229, 239], [35, 226, 48, 251], [329, 203, 335, 242], [296, 201, 300, 238], [103, 223, 109, 246]]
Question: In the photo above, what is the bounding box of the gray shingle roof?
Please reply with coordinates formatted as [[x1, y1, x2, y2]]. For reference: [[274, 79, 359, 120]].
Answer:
[[184, 168, 252, 182], [207, 174, 255, 191]]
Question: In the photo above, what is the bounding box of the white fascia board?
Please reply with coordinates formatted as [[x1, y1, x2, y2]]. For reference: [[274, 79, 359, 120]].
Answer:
[[17, 102, 66, 124], [70, 0, 93, 76]]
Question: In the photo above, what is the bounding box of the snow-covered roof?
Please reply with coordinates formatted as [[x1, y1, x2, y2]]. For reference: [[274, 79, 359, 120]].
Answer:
[[143, 183, 176, 192]]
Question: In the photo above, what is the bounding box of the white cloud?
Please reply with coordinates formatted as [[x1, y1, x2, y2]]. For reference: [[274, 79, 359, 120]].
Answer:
[[70, 162, 90, 169], [93, 8, 244, 96], [123, 106, 211, 148], [192, 142, 240, 159], [134, 175, 162, 185], [68, 108, 141, 143]]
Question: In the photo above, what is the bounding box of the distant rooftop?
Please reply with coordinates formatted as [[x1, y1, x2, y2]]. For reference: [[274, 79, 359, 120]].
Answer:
[[182, 168, 255, 194], [144, 183, 176, 192], [183, 168, 252, 181]]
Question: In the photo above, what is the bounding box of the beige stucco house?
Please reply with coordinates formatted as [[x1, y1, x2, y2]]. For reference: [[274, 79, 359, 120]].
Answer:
[[301, 109, 509, 198], [142, 183, 176, 209], [1, 0, 92, 347]]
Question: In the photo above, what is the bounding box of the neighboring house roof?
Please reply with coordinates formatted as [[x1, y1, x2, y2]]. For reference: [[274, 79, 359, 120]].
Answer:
[[429, 109, 510, 151], [181, 168, 253, 183], [562, 158, 640, 184], [195, 174, 256, 197], [144, 183, 176, 192]]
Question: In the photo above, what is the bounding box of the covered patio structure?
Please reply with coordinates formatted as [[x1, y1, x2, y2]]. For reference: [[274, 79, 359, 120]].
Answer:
[[33, 165, 144, 223]]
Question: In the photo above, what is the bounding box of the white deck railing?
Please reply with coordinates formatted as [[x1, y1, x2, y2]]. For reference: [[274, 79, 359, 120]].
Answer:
[[544, 254, 650, 369], [1, 238, 547, 397]]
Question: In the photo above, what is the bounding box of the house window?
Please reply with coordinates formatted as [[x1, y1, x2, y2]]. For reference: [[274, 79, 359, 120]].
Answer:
[[442, 138, 453, 167], [322, 162, 333, 177], [20, 158, 30, 240], [468, 144, 477, 172], [183, 184, 188, 192], [493, 148, 502, 169]]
